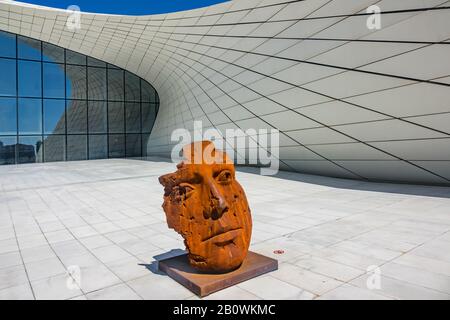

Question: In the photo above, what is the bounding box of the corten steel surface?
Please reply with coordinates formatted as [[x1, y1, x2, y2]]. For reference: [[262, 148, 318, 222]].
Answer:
[[158, 251, 278, 297], [159, 141, 252, 273]]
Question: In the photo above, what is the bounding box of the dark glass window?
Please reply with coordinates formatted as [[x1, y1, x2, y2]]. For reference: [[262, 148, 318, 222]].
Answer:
[[44, 135, 65, 162], [67, 100, 87, 134], [18, 36, 41, 61], [125, 71, 140, 102], [0, 98, 17, 135], [142, 103, 156, 133], [141, 80, 157, 103], [0, 58, 16, 96], [108, 102, 124, 133], [109, 134, 125, 158], [18, 98, 42, 135], [0, 30, 158, 165], [67, 135, 87, 161], [141, 134, 149, 157], [107, 63, 120, 69], [44, 99, 65, 134], [0, 137, 16, 165], [125, 102, 141, 133], [66, 49, 86, 65], [18, 136, 42, 164], [18, 60, 42, 97], [66, 65, 87, 99], [88, 101, 107, 134], [43, 63, 65, 98], [108, 69, 124, 101], [43, 43, 64, 63], [88, 67, 106, 100], [89, 134, 107, 159], [126, 134, 141, 158], [0, 31, 16, 58], [88, 57, 106, 68]]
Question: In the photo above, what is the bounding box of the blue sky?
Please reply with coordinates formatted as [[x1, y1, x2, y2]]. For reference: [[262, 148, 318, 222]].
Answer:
[[21, 0, 230, 15]]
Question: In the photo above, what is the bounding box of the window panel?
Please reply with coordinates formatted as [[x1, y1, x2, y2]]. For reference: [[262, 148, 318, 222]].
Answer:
[[141, 103, 156, 133], [88, 57, 106, 67], [0, 31, 16, 58], [0, 98, 17, 135], [42, 43, 64, 63], [108, 102, 124, 133], [0, 136, 16, 165], [107, 63, 119, 69], [67, 135, 87, 161], [44, 99, 65, 134], [108, 69, 124, 101], [67, 100, 87, 134], [18, 136, 42, 164], [44, 135, 65, 162], [89, 134, 107, 160], [141, 80, 156, 103], [126, 134, 141, 158], [125, 102, 141, 133], [0, 32, 159, 165], [66, 65, 87, 100], [66, 49, 86, 65], [18, 36, 41, 61], [88, 101, 107, 134], [109, 134, 125, 158], [0, 58, 16, 96], [43, 63, 65, 98], [125, 71, 140, 102], [18, 61, 42, 97], [88, 67, 107, 100], [141, 134, 150, 157], [18, 98, 42, 135]]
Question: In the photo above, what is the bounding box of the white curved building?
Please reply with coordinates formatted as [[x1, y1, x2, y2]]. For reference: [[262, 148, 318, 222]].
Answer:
[[0, 0, 449, 185]]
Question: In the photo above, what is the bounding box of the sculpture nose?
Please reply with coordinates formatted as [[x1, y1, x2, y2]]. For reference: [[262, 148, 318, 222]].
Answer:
[[208, 180, 229, 220]]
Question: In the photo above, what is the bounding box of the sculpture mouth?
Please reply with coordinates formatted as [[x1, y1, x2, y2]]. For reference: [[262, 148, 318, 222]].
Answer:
[[202, 227, 242, 244]]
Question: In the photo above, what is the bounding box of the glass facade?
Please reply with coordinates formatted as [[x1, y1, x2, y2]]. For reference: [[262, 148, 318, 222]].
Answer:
[[0, 30, 159, 165]]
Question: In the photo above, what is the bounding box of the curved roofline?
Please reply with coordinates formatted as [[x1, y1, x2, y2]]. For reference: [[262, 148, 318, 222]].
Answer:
[[5, 0, 231, 17]]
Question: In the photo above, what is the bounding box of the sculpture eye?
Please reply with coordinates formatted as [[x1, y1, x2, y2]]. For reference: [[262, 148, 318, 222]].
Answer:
[[216, 170, 233, 184], [179, 183, 195, 197]]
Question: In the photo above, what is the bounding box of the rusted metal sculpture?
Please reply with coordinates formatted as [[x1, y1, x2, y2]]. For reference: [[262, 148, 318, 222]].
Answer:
[[159, 141, 252, 273]]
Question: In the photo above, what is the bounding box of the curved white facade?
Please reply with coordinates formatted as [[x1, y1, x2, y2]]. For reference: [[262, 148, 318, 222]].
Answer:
[[1, 0, 449, 185]]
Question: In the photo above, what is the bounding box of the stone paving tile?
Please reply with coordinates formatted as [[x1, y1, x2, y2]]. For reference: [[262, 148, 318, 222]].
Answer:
[[86, 283, 142, 300], [1, 159, 449, 300], [20, 245, 57, 264], [25, 257, 67, 281], [127, 274, 194, 300], [106, 256, 152, 282], [294, 256, 365, 282], [0, 251, 22, 269], [0, 265, 29, 291], [0, 283, 34, 300], [75, 264, 121, 294], [317, 284, 393, 300], [31, 273, 83, 300], [350, 274, 450, 300], [270, 262, 344, 296], [237, 275, 316, 300]]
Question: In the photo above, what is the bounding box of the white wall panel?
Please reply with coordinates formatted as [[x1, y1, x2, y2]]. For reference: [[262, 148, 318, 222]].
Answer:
[[1, 0, 449, 185]]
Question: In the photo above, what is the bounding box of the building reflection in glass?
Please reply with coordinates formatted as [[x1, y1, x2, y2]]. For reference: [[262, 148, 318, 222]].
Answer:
[[0, 30, 159, 165]]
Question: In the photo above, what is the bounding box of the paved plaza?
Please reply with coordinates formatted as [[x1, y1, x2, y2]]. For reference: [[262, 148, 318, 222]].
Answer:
[[0, 159, 449, 300]]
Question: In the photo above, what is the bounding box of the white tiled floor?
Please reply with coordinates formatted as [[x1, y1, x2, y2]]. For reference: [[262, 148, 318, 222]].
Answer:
[[0, 159, 449, 300]]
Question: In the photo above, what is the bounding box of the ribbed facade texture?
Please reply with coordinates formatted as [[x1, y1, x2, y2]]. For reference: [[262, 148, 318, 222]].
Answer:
[[0, 0, 449, 185]]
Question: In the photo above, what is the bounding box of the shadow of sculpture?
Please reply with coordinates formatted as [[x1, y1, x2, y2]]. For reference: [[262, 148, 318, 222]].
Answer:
[[139, 248, 187, 275]]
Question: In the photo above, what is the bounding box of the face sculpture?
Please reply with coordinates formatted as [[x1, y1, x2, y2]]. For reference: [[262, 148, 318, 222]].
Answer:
[[159, 141, 252, 273]]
